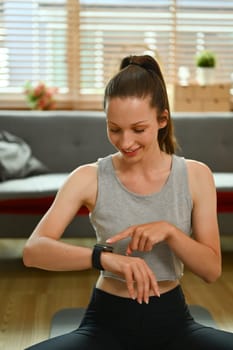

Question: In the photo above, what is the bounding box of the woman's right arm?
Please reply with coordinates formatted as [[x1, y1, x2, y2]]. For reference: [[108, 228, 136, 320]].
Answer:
[[23, 164, 98, 271], [23, 162, 159, 302]]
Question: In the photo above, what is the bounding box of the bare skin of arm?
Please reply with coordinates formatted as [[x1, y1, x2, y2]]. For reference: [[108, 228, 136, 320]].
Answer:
[[23, 164, 98, 271], [106, 160, 222, 283]]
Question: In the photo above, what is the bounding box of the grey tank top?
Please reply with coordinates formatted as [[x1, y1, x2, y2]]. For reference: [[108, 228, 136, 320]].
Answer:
[[90, 154, 193, 281]]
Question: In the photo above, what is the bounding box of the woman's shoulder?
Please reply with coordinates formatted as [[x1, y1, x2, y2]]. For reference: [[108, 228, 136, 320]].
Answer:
[[58, 162, 98, 198], [68, 162, 98, 182], [173, 155, 211, 173], [185, 158, 213, 177], [184, 158, 216, 195], [67, 152, 117, 185]]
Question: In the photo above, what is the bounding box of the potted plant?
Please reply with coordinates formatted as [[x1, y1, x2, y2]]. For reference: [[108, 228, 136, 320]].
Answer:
[[195, 50, 216, 86], [24, 81, 58, 110]]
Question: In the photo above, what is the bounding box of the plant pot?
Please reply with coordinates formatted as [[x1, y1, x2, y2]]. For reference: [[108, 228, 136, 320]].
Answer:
[[196, 67, 216, 86]]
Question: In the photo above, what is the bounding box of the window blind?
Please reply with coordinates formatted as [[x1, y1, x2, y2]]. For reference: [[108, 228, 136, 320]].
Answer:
[[0, 0, 233, 109], [0, 0, 71, 89], [79, 0, 174, 95], [176, 0, 233, 83]]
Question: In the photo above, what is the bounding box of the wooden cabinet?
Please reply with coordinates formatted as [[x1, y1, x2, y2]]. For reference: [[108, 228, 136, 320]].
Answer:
[[169, 84, 231, 112]]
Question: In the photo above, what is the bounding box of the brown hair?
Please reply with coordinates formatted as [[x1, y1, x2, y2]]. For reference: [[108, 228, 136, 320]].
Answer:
[[104, 55, 177, 154]]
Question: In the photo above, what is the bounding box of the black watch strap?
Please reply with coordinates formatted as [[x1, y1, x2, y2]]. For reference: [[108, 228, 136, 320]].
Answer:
[[92, 244, 113, 271]]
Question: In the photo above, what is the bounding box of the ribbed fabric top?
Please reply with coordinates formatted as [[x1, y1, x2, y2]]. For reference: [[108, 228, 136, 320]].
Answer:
[[90, 154, 193, 281]]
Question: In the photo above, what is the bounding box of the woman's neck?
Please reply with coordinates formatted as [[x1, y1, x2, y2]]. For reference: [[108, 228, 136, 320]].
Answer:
[[112, 152, 173, 196]]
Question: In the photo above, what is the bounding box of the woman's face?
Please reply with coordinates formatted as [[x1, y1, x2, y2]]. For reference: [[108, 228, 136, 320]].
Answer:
[[106, 96, 167, 161]]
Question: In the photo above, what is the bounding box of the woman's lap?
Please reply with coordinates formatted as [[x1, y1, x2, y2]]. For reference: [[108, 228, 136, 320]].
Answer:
[[25, 286, 233, 350], [171, 322, 233, 350], [25, 328, 122, 350], [25, 323, 233, 350]]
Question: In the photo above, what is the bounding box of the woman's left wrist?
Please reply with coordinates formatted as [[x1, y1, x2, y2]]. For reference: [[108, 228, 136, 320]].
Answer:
[[164, 222, 176, 243]]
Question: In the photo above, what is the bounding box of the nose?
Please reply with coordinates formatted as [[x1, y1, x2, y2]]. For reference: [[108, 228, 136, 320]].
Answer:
[[119, 131, 134, 150]]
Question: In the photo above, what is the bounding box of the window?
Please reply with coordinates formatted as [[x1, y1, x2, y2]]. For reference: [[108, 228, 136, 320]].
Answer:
[[0, 0, 233, 109], [0, 0, 73, 108]]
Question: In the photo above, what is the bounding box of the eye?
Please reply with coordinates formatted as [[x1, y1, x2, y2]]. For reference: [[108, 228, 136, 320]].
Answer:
[[109, 128, 121, 133], [134, 129, 145, 133]]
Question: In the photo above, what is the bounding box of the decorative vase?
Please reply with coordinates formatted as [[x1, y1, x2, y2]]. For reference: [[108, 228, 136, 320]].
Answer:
[[196, 67, 216, 86]]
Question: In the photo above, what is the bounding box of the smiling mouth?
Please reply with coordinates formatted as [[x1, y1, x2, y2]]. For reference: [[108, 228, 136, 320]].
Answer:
[[122, 147, 141, 156]]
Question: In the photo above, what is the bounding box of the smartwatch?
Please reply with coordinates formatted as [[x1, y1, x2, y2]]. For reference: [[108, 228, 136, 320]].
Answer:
[[92, 243, 113, 271]]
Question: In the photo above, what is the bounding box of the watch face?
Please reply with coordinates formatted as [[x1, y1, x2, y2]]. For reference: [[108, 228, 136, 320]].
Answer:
[[104, 245, 113, 252], [95, 244, 113, 252]]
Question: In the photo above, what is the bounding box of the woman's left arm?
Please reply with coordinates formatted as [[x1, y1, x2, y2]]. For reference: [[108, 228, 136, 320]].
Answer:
[[107, 160, 222, 283], [167, 159, 221, 283]]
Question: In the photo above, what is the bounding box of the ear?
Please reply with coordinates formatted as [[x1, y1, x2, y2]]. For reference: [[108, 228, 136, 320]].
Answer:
[[158, 109, 168, 129]]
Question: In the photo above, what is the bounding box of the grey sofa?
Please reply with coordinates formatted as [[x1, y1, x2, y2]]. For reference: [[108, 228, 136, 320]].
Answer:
[[0, 110, 232, 238]]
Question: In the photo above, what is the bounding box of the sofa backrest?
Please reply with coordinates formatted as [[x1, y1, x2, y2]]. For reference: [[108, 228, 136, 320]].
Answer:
[[0, 111, 232, 173], [0, 111, 115, 172], [173, 113, 233, 172]]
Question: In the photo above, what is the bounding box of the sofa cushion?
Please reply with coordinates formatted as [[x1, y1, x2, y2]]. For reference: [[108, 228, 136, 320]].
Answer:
[[0, 130, 48, 181], [213, 173, 233, 191], [0, 173, 68, 199]]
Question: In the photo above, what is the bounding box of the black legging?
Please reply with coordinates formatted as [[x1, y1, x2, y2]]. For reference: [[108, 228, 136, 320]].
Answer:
[[25, 285, 233, 350]]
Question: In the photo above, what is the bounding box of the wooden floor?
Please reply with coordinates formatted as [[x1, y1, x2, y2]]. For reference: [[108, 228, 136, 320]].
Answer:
[[0, 238, 233, 350]]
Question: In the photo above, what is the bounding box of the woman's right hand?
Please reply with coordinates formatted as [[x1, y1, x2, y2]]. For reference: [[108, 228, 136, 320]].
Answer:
[[101, 252, 160, 304]]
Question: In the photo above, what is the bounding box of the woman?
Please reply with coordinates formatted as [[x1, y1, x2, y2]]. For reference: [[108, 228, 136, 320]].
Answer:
[[23, 55, 233, 349]]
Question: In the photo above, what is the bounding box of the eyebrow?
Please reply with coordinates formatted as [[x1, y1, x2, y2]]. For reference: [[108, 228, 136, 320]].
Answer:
[[108, 120, 148, 126]]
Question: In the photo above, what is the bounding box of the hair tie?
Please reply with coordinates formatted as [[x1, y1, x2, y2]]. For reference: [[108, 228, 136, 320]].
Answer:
[[129, 61, 142, 68]]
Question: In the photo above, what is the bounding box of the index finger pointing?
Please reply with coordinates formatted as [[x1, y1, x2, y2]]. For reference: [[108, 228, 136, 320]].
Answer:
[[106, 226, 134, 244]]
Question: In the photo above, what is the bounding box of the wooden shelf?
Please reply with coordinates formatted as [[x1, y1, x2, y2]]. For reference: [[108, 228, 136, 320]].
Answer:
[[169, 83, 231, 112]]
